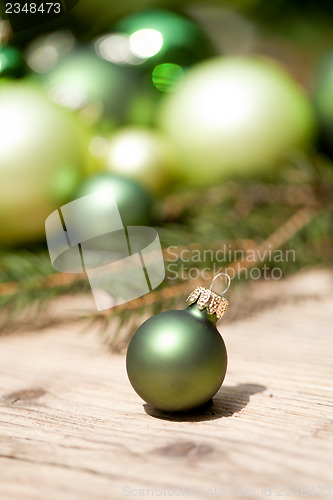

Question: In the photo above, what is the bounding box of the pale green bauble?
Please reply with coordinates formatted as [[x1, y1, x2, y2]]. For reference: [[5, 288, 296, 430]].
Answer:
[[104, 127, 177, 194], [0, 83, 88, 246], [40, 48, 136, 128], [158, 56, 316, 185]]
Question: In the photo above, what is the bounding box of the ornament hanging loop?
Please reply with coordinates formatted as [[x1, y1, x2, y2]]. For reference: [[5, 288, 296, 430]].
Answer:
[[209, 272, 231, 296], [187, 272, 230, 319]]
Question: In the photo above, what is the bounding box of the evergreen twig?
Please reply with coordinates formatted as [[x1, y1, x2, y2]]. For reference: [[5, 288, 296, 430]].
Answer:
[[0, 156, 332, 339]]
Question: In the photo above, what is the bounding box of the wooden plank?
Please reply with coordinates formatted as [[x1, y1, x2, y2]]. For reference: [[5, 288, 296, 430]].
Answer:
[[0, 271, 333, 500]]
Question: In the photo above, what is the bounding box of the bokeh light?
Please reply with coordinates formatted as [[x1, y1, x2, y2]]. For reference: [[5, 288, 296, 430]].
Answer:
[[194, 78, 253, 130], [152, 63, 184, 93], [95, 33, 131, 64], [25, 31, 74, 73], [95, 33, 144, 65], [129, 29, 163, 59], [109, 133, 148, 171]]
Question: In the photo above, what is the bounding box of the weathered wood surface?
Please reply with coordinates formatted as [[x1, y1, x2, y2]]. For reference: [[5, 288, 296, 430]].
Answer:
[[0, 271, 333, 500]]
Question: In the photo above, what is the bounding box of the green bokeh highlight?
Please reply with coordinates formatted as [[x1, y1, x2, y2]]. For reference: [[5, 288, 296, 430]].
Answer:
[[152, 63, 184, 93]]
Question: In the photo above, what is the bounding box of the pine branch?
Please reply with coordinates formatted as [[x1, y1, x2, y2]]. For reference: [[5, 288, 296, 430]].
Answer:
[[108, 206, 321, 315], [228, 206, 320, 274], [0, 155, 332, 336]]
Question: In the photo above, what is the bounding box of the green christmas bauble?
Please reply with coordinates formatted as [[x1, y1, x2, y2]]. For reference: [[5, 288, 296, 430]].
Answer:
[[96, 9, 214, 94], [158, 56, 316, 185], [0, 46, 25, 78], [74, 173, 154, 227], [114, 9, 213, 67], [104, 127, 176, 193], [39, 47, 136, 127], [0, 83, 88, 246], [127, 302, 228, 412], [314, 48, 333, 151]]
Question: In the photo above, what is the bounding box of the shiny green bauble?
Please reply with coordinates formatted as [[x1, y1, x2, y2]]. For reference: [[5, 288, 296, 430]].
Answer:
[[104, 127, 177, 194], [74, 173, 154, 227], [0, 83, 88, 246], [158, 56, 316, 185], [126, 304, 228, 412], [96, 9, 214, 95], [0, 46, 25, 78], [114, 9, 214, 68]]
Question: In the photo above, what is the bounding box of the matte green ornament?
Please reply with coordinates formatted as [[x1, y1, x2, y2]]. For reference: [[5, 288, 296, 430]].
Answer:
[[126, 273, 230, 412]]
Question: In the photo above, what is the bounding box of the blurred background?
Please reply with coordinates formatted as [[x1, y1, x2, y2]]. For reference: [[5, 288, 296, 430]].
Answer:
[[0, 0, 332, 343]]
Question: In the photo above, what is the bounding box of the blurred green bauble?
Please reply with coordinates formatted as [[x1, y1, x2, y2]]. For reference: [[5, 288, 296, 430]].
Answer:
[[40, 47, 137, 128], [114, 9, 214, 67], [103, 127, 177, 193], [0, 83, 88, 246], [74, 173, 154, 227], [0, 46, 25, 78], [96, 9, 214, 95], [158, 56, 316, 185], [314, 48, 333, 151]]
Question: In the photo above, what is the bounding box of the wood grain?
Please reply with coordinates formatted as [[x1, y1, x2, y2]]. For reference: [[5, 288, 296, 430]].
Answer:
[[0, 271, 333, 500]]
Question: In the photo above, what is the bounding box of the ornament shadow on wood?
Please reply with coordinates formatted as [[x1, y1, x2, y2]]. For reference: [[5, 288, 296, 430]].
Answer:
[[126, 272, 231, 413]]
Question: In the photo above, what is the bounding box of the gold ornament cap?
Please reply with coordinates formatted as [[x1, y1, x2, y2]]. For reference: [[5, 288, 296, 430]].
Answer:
[[186, 273, 230, 320]]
